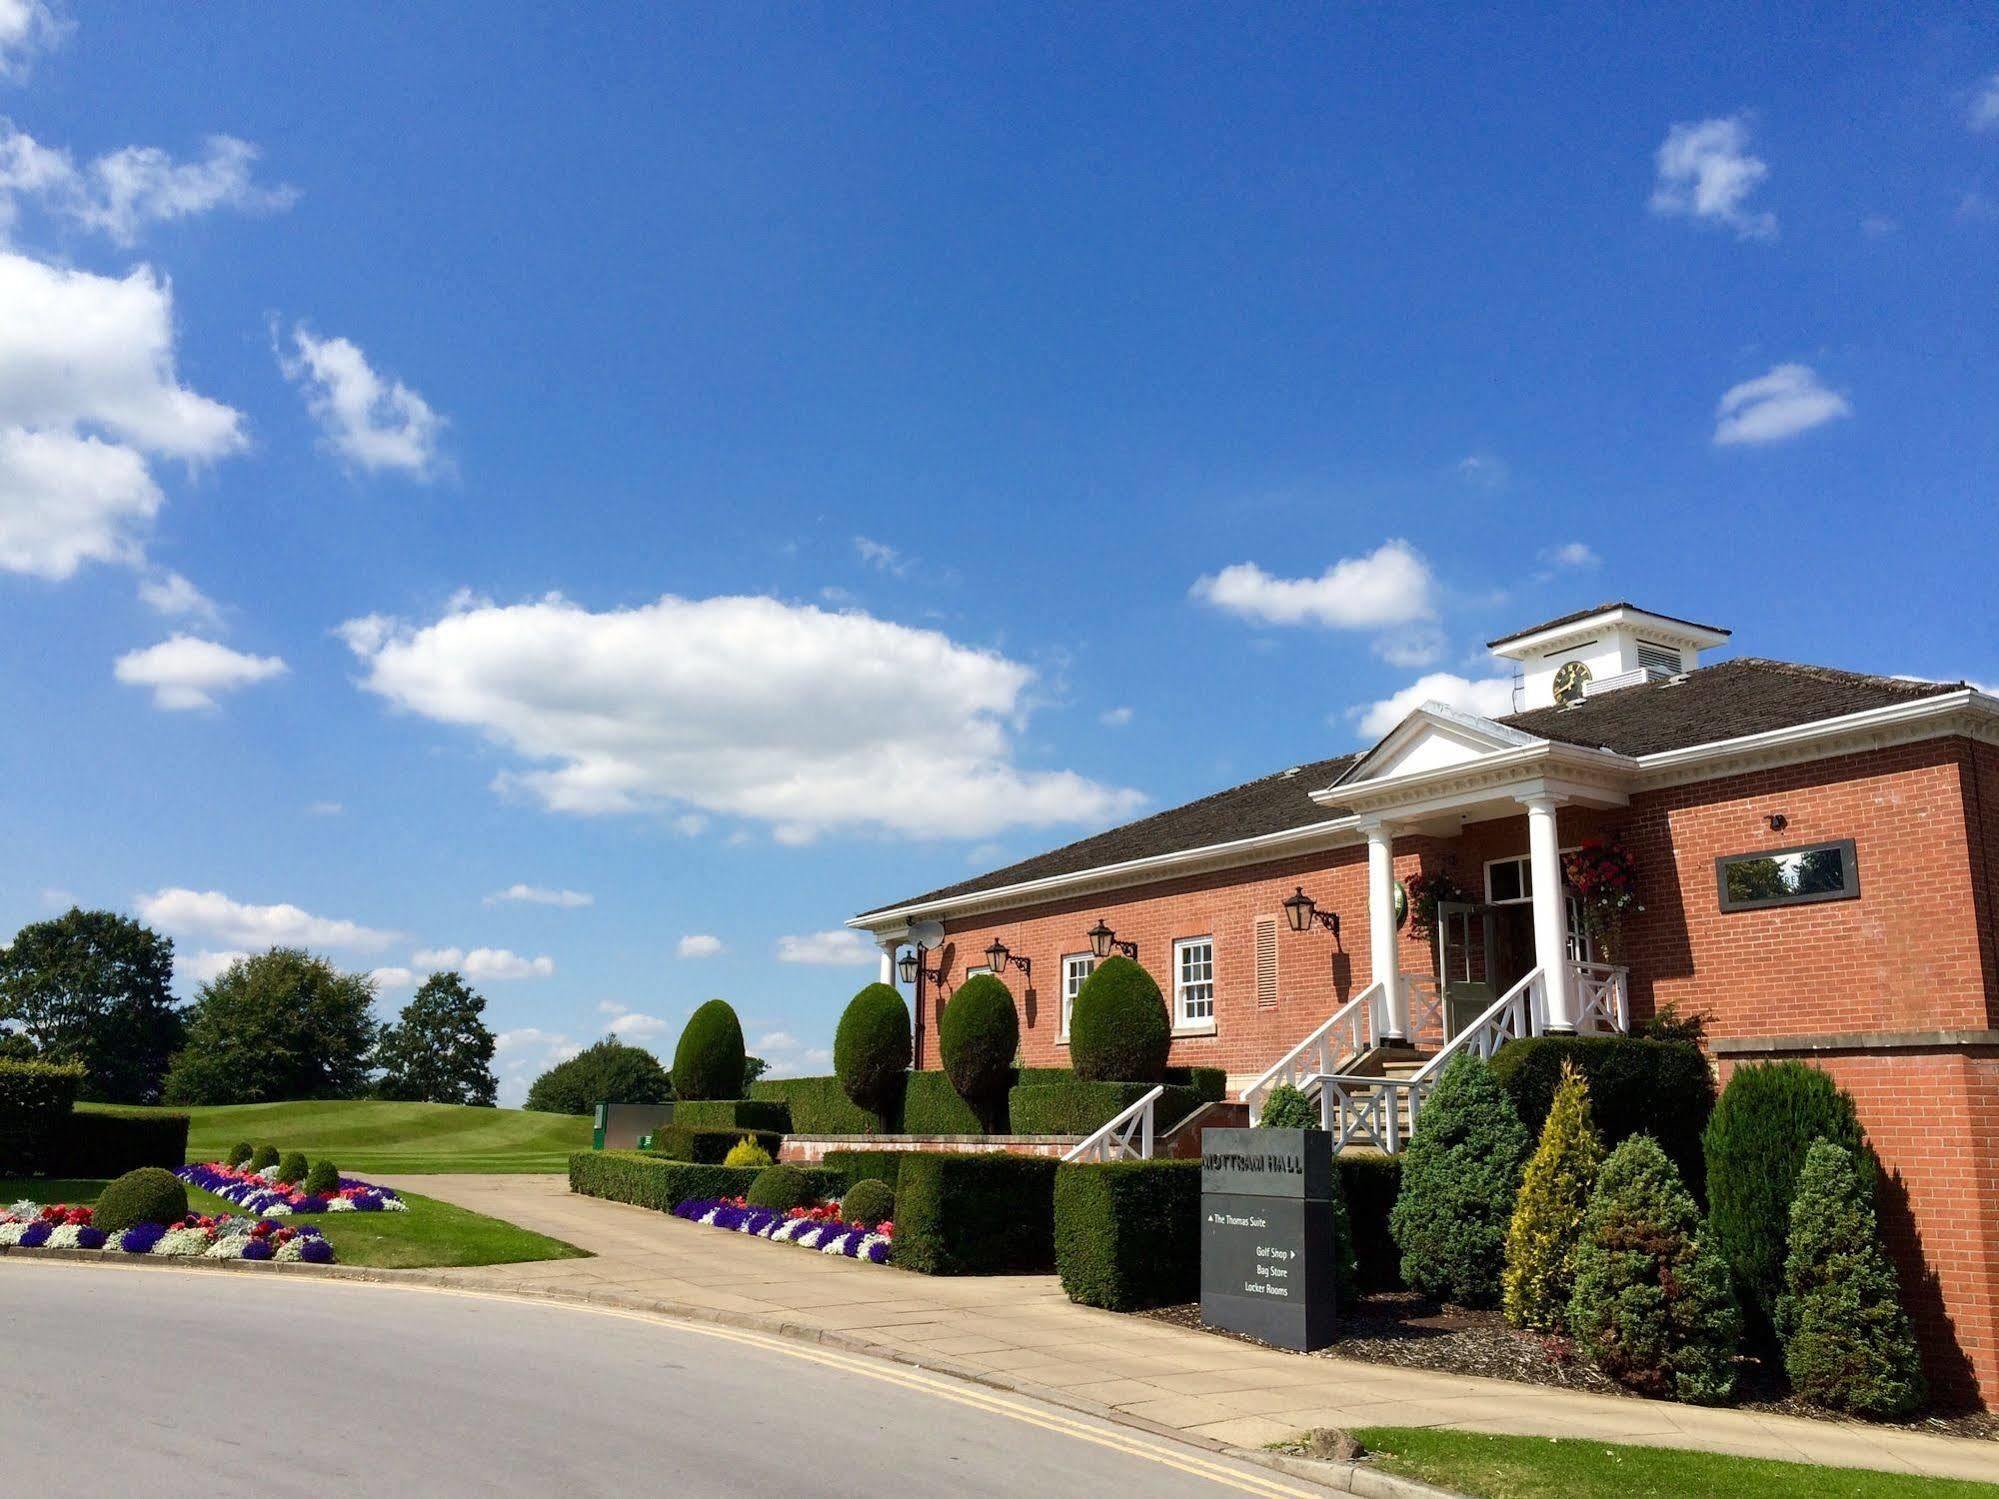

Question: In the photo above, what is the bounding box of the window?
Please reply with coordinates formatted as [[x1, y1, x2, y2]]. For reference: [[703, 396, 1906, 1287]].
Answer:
[[963, 966, 992, 979], [1486, 854, 1534, 905], [1174, 937, 1215, 1030], [1058, 953, 1095, 1041], [1717, 840, 1859, 912]]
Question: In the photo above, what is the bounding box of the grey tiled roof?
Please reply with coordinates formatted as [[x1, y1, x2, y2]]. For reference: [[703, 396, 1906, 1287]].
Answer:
[[856, 658, 1965, 919]]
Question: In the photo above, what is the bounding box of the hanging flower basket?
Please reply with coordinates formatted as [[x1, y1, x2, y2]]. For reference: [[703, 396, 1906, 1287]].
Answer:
[[1563, 836, 1642, 956], [1403, 869, 1472, 940]]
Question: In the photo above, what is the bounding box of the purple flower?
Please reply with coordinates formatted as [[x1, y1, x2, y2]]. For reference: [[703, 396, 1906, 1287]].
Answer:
[[240, 1237, 273, 1261], [291, 1196, 329, 1214], [18, 1221, 50, 1248], [119, 1222, 166, 1254], [76, 1226, 105, 1249], [300, 1238, 334, 1264]]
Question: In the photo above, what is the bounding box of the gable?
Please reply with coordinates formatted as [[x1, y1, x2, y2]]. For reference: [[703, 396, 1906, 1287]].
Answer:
[[1342, 703, 1540, 784]]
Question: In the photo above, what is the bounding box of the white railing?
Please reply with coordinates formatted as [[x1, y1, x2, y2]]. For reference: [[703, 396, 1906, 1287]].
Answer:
[[1404, 974, 1447, 1047], [1570, 960, 1630, 1035], [1063, 1084, 1164, 1163], [1242, 983, 1382, 1124], [1317, 1075, 1418, 1153]]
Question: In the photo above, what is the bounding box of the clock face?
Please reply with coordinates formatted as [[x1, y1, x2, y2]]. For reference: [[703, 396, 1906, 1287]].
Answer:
[[1553, 660, 1592, 706]]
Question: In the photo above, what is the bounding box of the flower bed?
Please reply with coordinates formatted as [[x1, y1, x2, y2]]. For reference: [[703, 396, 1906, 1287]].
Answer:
[[0, 1198, 334, 1262], [672, 1196, 893, 1264], [177, 1161, 408, 1216]]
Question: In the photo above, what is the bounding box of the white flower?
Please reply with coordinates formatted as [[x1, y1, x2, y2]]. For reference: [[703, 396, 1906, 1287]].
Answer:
[[820, 1232, 856, 1256], [204, 1237, 247, 1259], [262, 1202, 292, 1216], [7, 1199, 38, 1219], [154, 1227, 211, 1256], [0, 1222, 28, 1246], [274, 1239, 305, 1262], [381, 1198, 408, 1213], [44, 1224, 84, 1249], [325, 1198, 355, 1212]]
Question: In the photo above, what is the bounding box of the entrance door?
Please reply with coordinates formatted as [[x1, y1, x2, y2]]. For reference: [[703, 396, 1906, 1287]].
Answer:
[[1435, 901, 1496, 1039]]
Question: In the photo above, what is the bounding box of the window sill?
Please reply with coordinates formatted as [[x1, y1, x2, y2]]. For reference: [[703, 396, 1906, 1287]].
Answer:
[[1172, 1022, 1217, 1039], [1054, 1036, 1069, 1048]]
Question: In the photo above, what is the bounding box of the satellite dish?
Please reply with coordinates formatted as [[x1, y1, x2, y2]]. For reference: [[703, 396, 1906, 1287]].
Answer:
[[907, 919, 945, 951]]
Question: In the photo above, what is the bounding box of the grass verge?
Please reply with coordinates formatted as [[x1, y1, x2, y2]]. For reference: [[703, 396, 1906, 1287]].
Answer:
[[78, 1100, 591, 1174], [1, 1177, 588, 1270], [1351, 1426, 1992, 1499]]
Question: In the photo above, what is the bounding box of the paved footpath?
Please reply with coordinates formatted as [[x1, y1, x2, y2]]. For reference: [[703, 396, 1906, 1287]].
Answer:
[[381, 1173, 1999, 1486]]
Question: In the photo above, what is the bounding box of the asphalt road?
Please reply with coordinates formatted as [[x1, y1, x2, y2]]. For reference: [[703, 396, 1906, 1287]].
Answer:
[[1, 1263, 1316, 1498]]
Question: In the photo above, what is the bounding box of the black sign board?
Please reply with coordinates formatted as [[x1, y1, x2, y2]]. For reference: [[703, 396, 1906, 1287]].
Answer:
[[1200, 1126, 1336, 1351]]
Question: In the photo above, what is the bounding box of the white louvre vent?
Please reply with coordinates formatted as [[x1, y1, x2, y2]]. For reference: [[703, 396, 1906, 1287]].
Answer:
[[1637, 640, 1683, 680], [1255, 917, 1278, 1009]]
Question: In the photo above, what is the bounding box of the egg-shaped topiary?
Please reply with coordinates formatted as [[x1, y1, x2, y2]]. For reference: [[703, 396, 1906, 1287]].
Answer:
[[745, 1163, 812, 1212], [723, 1136, 774, 1170], [835, 983, 912, 1112], [276, 1150, 309, 1186], [249, 1144, 279, 1171], [303, 1159, 340, 1196], [841, 1178, 895, 1230], [93, 1166, 189, 1234], [673, 999, 747, 1101], [1069, 956, 1170, 1083], [938, 973, 1019, 1114], [225, 1141, 253, 1168]]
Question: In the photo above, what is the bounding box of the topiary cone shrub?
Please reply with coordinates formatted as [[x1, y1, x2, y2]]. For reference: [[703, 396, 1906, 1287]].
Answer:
[[674, 999, 748, 1102], [303, 1159, 340, 1196], [276, 1150, 309, 1187], [834, 983, 912, 1116], [1068, 957, 1169, 1083], [1703, 1061, 1865, 1339], [225, 1141, 253, 1168], [1503, 1059, 1605, 1333], [1389, 1050, 1530, 1306], [1255, 1083, 1317, 1131], [1568, 1134, 1741, 1404], [723, 1136, 774, 1170], [938, 974, 1018, 1131], [745, 1163, 811, 1212], [841, 1178, 895, 1230], [1777, 1140, 1926, 1418], [93, 1166, 190, 1234]]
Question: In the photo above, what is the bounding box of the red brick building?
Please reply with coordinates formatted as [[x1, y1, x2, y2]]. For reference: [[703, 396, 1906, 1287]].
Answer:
[[850, 603, 1999, 1403]]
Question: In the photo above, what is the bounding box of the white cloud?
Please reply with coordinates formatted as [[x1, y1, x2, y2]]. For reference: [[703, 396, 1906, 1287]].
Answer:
[[340, 591, 1144, 841], [113, 635, 286, 710], [1649, 115, 1776, 241], [137, 569, 223, 629], [776, 930, 879, 967], [0, 254, 243, 579], [1455, 454, 1509, 490], [412, 946, 463, 967], [1969, 72, 1999, 132], [181, 949, 247, 985], [464, 948, 555, 981], [1352, 672, 1519, 739], [1713, 363, 1851, 446], [494, 1026, 582, 1106], [368, 966, 415, 990], [1191, 539, 1436, 630], [1544, 541, 1600, 569], [1860, 214, 1898, 238], [281, 326, 444, 478], [485, 883, 593, 908], [1098, 705, 1133, 728], [758, 1034, 833, 1078], [0, 123, 295, 245], [0, 2, 65, 80], [601, 1010, 671, 1038], [677, 933, 723, 958], [138, 888, 398, 952], [1373, 626, 1448, 669], [305, 801, 343, 817], [853, 536, 910, 576]]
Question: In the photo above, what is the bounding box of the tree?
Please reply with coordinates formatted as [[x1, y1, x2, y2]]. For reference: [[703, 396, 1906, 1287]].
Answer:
[[161, 948, 377, 1105], [1390, 1050, 1531, 1306], [373, 971, 498, 1106], [1568, 1134, 1740, 1404], [834, 982, 911, 1112], [937, 973, 1018, 1129], [672, 999, 746, 1101], [0, 908, 182, 1103], [742, 1054, 770, 1089], [1068, 957, 1169, 1083], [1503, 1059, 1606, 1333], [524, 1035, 672, 1115], [1777, 1141, 1926, 1417]]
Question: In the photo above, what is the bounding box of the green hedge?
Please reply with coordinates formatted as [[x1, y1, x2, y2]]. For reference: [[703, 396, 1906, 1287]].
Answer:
[[0, 1059, 86, 1174], [1489, 1035, 1714, 1192], [1007, 1080, 1207, 1136], [1054, 1159, 1201, 1310], [58, 1112, 189, 1177], [902, 1070, 989, 1134], [648, 1125, 785, 1164], [669, 1099, 791, 1134], [750, 1075, 898, 1134], [892, 1152, 1059, 1275], [1339, 1155, 1404, 1293], [570, 1151, 843, 1210], [821, 1148, 923, 1190]]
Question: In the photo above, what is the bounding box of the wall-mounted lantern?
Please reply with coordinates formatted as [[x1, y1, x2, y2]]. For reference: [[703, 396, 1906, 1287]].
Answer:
[[983, 938, 1032, 980], [1282, 887, 1341, 939], [898, 948, 947, 991], [1086, 919, 1138, 962]]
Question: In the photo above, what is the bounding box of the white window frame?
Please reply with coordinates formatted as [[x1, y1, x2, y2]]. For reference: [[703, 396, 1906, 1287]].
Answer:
[[1172, 936, 1216, 1035], [1484, 850, 1595, 961], [1057, 953, 1095, 1044], [963, 966, 991, 979]]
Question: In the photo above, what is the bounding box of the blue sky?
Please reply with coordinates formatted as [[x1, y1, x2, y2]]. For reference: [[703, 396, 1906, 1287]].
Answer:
[[2, 4, 1994, 1102]]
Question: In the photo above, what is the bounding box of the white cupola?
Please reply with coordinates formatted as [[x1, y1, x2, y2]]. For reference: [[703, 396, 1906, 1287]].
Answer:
[[1487, 603, 1730, 712]]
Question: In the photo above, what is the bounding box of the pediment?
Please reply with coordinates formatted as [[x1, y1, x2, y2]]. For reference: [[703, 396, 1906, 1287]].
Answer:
[[1340, 703, 1540, 785]]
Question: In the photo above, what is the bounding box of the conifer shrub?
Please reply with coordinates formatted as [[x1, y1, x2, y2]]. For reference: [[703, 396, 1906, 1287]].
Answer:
[[226, 1141, 253, 1168], [723, 1136, 774, 1170], [1568, 1134, 1741, 1404], [1503, 1059, 1605, 1333], [937, 974, 1018, 1129], [1703, 1061, 1865, 1334], [673, 999, 748, 1101], [745, 1163, 812, 1212], [1389, 1050, 1531, 1305], [276, 1149, 309, 1186], [1777, 1140, 1926, 1418], [303, 1158, 340, 1196], [1068, 956, 1170, 1083], [93, 1166, 189, 1234], [841, 1178, 895, 1230], [1256, 1083, 1318, 1131], [835, 983, 912, 1113], [250, 1143, 279, 1171]]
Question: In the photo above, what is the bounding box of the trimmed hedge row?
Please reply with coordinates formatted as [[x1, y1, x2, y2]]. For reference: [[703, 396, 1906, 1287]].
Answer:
[[892, 1152, 1058, 1275], [749, 1066, 1227, 1140], [902, 1071, 986, 1134], [821, 1148, 931, 1191], [751, 1075, 895, 1134], [570, 1151, 843, 1211], [1339, 1155, 1404, 1294], [1054, 1159, 1201, 1310], [0, 1059, 87, 1174], [1007, 1080, 1207, 1137], [61, 1112, 189, 1177], [1489, 1035, 1713, 1192], [648, 1125, 785, 1164], [669, 1099, 791, 1134]]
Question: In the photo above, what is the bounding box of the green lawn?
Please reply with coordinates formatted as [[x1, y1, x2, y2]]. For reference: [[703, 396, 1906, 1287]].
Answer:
[[3, 1176, 588, 1270], [1352, 1427, 1995, 1499], [79, 1099, 592, 1174]]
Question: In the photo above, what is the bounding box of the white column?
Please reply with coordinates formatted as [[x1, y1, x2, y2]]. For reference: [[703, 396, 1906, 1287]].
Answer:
[[1522, 794, 1574, 1034], [1365, 821, 1407, 1042], [877, 938, 900, 989]]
